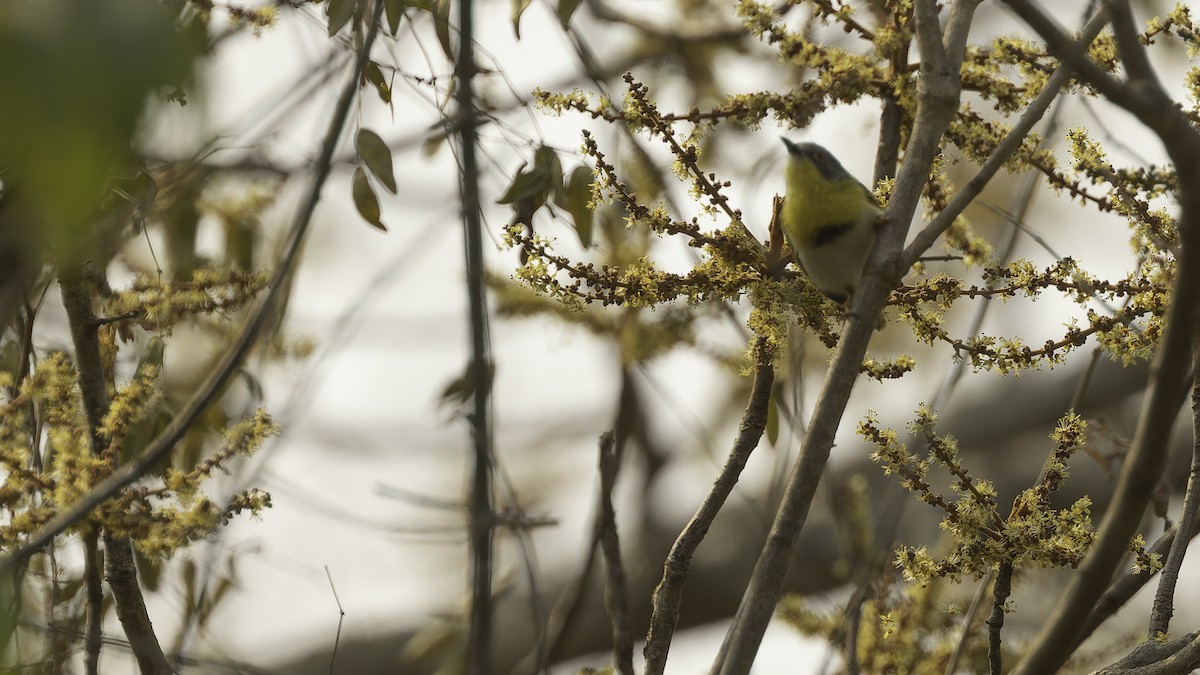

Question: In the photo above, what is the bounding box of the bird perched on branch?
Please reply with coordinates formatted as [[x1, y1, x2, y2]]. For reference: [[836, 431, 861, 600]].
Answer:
[[779, 138, 882, 311]]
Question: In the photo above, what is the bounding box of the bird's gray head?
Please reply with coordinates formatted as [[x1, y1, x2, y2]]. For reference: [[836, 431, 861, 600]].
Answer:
[[781, 138, 852, 182]]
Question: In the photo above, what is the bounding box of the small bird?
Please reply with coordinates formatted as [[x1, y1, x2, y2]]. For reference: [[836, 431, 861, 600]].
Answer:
[[780, 138, 881, 306]]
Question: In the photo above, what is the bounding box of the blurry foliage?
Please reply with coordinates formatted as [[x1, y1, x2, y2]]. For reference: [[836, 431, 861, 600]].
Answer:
[[0, 0, 204, 267], [0, 0, 300, 670]]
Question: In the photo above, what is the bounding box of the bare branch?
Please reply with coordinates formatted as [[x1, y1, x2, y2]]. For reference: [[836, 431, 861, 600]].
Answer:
[[1094, 631, 1200, 675], [1148, 338, 1200, 636], [985, 562, 1013, 675], [1078, 524, 1182, 646], [83, 532, 102, 675], [597, 432, 633, 675], [643, 337, 774, 675]]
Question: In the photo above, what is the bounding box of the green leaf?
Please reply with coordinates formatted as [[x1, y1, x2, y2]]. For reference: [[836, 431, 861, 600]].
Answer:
[[352, 167, 387, 231], [497, 165, 544, 206], [327, 0, 356, 36], [765, 384, 780, 447], [384, 0, 404, 34], [561, 166, 594, 248], [511, 0, 533, 38], [422, 133, 446, 157], [355, 128, 397, 193], [365, 62, 392, 104], [498, 146, 562, 208], [557, 0, 583, 27], [534, 145, 564, 201], [433, 0, 453, 59]]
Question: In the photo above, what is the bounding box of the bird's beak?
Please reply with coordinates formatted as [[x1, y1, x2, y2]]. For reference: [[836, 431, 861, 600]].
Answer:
[[781, 137, 800, 155]]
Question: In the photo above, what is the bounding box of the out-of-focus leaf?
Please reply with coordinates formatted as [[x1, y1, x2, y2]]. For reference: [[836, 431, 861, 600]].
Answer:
[[498, 146, 562, 208], [422, 134, 446, 157], [0, 0, 200, 267], [534, 145, 564, 201], [433, 0, 453, 59], [561, 166, 595, 248], [558, 0, 583, 28], [497, 164, 541, 206], [352, 167, 387, 232], [511, 0, 533, 38], [137, 547, 163, 591], [326, 0, 356, 36], [384, 0, 404, 34], [365, 62, 392, 105], [438, 361, 495, 418], [355, 129, 397, 194]]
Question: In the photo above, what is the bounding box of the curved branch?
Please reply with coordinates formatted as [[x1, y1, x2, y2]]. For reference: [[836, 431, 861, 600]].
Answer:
[[643, 337, 774, 675]]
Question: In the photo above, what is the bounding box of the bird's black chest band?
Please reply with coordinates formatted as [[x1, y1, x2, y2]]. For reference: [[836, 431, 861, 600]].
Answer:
[[812, 222, 853, 246]]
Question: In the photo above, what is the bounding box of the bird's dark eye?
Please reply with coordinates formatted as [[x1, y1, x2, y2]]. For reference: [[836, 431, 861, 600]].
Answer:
[[814, 151, 826, 161]]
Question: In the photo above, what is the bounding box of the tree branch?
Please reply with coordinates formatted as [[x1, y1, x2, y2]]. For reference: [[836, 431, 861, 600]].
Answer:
[[901, 9, 1109, 269], [597, 432, 633, 675], [60, 276, 171, 674], [985, 562, 1013, 675], [999, 1, 1200, 672], [643, 337, 774, 675], [1095, 631, 1200, 675], [1147, 337, 1200, 636], [454, 0, 495, 669]]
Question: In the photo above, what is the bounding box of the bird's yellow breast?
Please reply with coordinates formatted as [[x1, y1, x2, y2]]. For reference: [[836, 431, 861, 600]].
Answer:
[[782, 157, 873, 245]]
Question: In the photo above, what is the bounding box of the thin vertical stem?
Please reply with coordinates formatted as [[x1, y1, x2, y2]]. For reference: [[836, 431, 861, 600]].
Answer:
[[455, 0, 494, 670], [82, 530, 102, 675], [986, 561, 1013, 675]]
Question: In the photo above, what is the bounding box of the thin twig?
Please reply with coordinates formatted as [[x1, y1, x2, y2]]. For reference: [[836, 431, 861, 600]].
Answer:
[[1077, 523, 1185, 647], [985, 561, 1013, 675], [1147, 336, 1200, 636], [0, 0, 388, 577], [324, 566, 345, 675], [642, 337, 775, 675], [524, 371, 639, 675], [596, 432, 634, 675]]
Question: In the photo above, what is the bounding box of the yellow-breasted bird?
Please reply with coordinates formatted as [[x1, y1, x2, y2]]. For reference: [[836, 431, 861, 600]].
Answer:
[[780, 138, 881, 306]]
